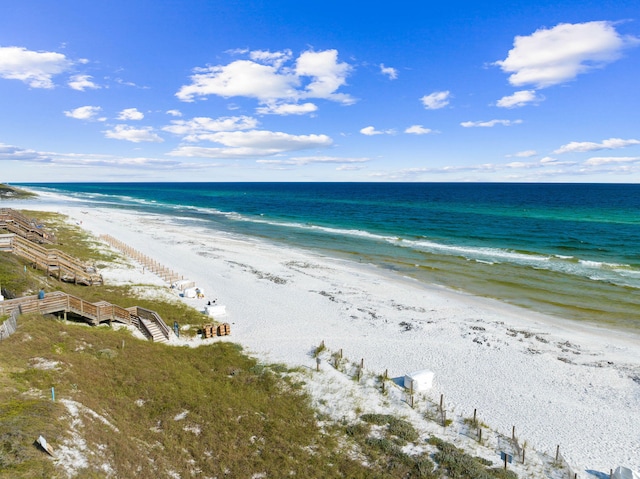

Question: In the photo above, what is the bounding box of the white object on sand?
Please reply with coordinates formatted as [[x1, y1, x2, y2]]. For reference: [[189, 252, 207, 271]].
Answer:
[[204, 304, 226, 317], [614, 466, 640, 479], [403, 370, 434, 392], [172, 279, 195, 291]]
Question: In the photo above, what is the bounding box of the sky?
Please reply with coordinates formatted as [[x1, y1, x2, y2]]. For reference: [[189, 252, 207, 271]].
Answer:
[[1, 0, 639, 183]]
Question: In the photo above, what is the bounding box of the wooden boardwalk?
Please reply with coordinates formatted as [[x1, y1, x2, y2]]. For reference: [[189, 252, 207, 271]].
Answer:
[[0, 208, 55, 243], [0, 292, 172, 343], [0, 209, 102, 286]]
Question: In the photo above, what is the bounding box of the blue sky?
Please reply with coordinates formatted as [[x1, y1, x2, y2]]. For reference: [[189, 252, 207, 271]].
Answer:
[[1, 0, 639, 183]]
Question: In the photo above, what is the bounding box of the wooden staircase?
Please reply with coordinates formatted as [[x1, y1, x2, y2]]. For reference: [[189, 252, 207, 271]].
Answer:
[[0, 208, 55, 244], [0, 292, 173, 343], [0, 208, 102, 286], [137, 317, 170, 343]]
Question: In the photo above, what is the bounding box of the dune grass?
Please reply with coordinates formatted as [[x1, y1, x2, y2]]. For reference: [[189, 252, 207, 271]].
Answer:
[[0, 185, 35, 200], [1, 314, 381, 478]]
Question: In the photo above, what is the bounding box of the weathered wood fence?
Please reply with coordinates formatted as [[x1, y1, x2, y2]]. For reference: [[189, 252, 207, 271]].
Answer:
[[100, 234, 183, 284], [0, 309, 18, 341]]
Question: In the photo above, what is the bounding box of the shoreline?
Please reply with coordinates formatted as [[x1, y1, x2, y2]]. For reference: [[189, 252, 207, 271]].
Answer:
[[7, 198, 640, 474]]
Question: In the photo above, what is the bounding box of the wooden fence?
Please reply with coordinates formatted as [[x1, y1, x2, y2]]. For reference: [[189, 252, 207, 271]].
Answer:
[[100, 234, 183, 284], [317, 341, 594, 479], [0, 309, 19, 341]]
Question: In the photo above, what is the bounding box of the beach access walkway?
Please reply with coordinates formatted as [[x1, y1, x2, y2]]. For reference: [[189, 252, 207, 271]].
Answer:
[[0, 208, 102, 286], [0, 207, 55, 243], [0, 291, 172, 343]]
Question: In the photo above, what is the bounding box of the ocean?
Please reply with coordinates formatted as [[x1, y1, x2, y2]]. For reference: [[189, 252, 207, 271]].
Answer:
[[14, 182, 640, 330]]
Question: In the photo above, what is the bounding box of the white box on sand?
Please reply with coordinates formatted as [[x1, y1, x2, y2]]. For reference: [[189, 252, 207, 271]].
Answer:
[[403, 370, 434, 392], [172, 279, 195, 291], [614, 467, 640, 479], [204, 304, 226, 317]]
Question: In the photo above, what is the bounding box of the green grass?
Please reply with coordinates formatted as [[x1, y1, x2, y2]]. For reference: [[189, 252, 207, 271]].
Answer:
[[428, 436, 518, 479], [0, 314, 377, 478], [21, 210, 118, 263], [0, 185, 35, 200]]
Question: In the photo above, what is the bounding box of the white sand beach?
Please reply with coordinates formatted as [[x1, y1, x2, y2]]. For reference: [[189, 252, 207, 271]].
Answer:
[[17, 200, 640, 477]]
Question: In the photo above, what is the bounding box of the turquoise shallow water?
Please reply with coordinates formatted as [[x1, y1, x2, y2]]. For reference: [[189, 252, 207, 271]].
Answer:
[[15, 182, 640, 329]]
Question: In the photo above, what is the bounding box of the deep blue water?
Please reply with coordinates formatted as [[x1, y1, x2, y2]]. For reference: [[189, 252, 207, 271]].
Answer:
[[14, 182, 640, 329]]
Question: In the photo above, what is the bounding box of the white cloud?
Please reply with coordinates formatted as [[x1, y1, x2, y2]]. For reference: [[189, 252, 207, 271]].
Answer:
[[554, 138, 640, 154], [584, 156, 640, 166], [117, 108, 144, 121], [249, 49, 292, 67], [163, 116, 258, 141], [0, 143, 47, 162], [372, 156, 583, 181], [257, 156, 370, 166], [360, 126, 396, 136], [176, 60, 296, 102], [176, 49, 354, 110], [104, 125, 164, 143], [380, 64, 398, 80], [420, 91, 450, 110], [360, 126, 383, 136], [507, 150, 537, 158], [295, 49, 353, 103], [0, 142, 178, 169], [495, 21, 639, 89], [68, 74, 100, 91], [256, 102, 318, 115], [166, 109, 182, 117], [496, 90, 542, 108], [167, 130, 332, 158], [0, 46, 72, 88], [460, 119, 522, 128], [405, 125, 433, 135], [64, 105, 103, 121]]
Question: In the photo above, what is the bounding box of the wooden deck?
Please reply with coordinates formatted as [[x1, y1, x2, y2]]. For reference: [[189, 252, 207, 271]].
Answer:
[[0, 208, 55, 243], [0, 292, 172, 343], [1, 208, 102, 286]]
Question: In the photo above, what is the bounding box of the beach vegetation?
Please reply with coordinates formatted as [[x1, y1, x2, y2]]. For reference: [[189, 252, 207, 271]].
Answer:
[[23, 210, 118, 263], [342, 415, 438, 478], [463, 415, 489, 429], [361, 413, 420, 443], [427, 436, 518, 479], [0, 252, 40, 299], [313, 340, 327, 357], [0, 184, 35, 199], [0, 313, 391, 478]]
